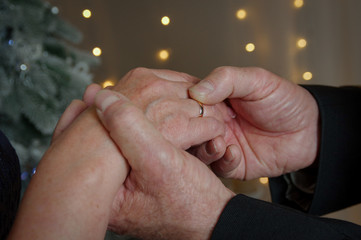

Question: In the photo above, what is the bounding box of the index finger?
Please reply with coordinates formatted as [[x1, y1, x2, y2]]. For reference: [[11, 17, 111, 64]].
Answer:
[[150, 69, 200, 84]]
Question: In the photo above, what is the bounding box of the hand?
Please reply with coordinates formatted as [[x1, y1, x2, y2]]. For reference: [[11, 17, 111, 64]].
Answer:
[[110, 68, 233, 150], [9, 106, 128, 239], [73, 68, 235, 160], [94, 90, 234, 240], [189, 67, 320, 180]]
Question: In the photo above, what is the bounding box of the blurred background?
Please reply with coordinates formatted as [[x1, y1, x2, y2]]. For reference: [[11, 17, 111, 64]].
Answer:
[[49, 0, 361, 87], [1, 0, 361, 239], [49, 0, 361, 229]]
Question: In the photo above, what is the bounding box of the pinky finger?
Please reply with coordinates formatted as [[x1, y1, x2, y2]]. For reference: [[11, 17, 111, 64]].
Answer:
[[52, 100, 88, 142], [189, 136, 227, 165], [210, 145, 244, 179]]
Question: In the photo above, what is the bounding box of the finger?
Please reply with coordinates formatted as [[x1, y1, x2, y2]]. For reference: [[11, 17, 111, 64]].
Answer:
[[145, 98, 219, 121], [189, 67, 281, 104], [144, 98, 225, 149], [83, 83, 102, 106], [52, 100, 88, 142], [188, 136, 227, 165], [210, 145, 244, 179], [150, 69, 201, 84], [176, 117, 225, 150], [94, 90, 178, 173], [116, 77, 194, 102]]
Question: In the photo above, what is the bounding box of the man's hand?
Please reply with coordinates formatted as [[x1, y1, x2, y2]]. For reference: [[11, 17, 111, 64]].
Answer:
[[94, 90, 235, 240], [189, 67, 320, 180]]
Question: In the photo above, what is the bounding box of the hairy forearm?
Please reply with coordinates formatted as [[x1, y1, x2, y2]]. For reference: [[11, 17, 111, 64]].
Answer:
[[8, 108, 128, 239]]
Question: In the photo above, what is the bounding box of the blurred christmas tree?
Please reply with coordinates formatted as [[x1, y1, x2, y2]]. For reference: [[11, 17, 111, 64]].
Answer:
[[0, 0, 99, 184]]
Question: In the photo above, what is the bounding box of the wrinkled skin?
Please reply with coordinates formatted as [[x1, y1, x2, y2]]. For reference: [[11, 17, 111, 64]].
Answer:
[[9, 107, 127, 239], [55, 66, 320, 181], [11, 66, 320, 240], [80, 68, 238, 163], [95, 90, 234, 240], [189, 66, 320, 180]]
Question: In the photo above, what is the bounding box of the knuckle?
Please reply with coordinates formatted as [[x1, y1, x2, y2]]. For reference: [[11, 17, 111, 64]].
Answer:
[[148, 77, 167, 91], [145, 98, 173, 121], [105, 102, 140, 130], [213, 66, 233, 79], [179, 72, 198, 82], [251, 67, 271, 80], [135, 78, 166, 100], [128, 67, 149, 77], [70, 99, 83, 106]]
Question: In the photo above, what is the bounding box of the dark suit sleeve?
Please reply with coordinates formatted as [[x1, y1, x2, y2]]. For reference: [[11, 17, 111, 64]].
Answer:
[[270, 85, 361, 215], [211, 194, 361, 240], [0, 130, 21, 239], [212, 85, 361, 239]]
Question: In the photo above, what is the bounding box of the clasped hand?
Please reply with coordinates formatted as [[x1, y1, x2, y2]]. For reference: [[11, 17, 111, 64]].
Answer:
[[9, 67, 319, 240]]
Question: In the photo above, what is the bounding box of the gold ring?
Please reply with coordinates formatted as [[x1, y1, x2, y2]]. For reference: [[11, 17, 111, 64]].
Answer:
[[196, 100, 204, 117]]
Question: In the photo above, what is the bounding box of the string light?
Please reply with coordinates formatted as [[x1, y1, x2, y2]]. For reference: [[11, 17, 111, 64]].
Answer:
[[303, 72, 313, 81], [236, 9, 247, 20], [161, 16, 170, 26], [245, 43, 255, 52], [82, 9, 92, 18], [92, 47, 102, 57], [20, 64, 28, 71], [297, 38, 307, 48], [102, 80, 115, 88], [294, 0, 304, 8], [158, 49, 170, 61], [259, 177, 269, 185]]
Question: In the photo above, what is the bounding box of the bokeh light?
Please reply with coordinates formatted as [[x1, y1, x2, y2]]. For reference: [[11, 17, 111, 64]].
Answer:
[[102, 80, 115, 88], [294, 0, 304, 8], [92, 47, 102, 57], [236, 9, 247, 20], [303, 72, 313, 81], [158, 49, 170, 61], [82, 9, 92, 18], [245, 43, 256, 52], [297, 38, 307, 48], [161, 16, 170, 26], [259, 177, 269, 185]]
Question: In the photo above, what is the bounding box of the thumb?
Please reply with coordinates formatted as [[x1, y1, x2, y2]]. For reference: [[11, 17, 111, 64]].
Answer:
[[189, 66, 280, 104], [94, 90, 177, 173]]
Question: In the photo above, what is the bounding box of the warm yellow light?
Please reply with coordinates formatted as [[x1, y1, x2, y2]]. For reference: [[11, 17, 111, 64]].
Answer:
[[236, 9, 247, 20], [82, 9, 92, 18], [158, 50, 170, 61], [102, 80, 115, 88], [92, 47, 102, 57], [161, 16, 170, 26], [297, 38, 307, 48], [245, 43, 255, 52], [294, 0, 304, 8], [259, 177, 269, 185], [303, 72, 313, 81]]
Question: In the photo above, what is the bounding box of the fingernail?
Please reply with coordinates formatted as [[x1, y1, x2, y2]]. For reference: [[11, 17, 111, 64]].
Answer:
[[225, 146, 235, 162], [206, 139, 218, 155], [95, 90, 121, 112], [190, 81, 214, 96]]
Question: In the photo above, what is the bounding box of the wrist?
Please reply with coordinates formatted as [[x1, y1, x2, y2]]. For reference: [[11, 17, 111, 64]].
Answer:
[[10, 108, 127, 239]]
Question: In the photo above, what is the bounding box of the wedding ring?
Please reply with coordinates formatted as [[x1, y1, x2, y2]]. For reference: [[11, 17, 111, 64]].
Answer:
[[196, 100, 204, 117]]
